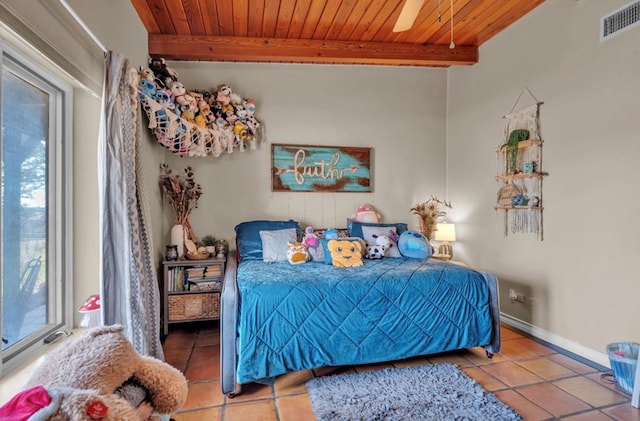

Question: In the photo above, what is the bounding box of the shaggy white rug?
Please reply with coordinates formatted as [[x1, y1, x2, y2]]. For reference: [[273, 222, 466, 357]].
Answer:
[[306, 363, 522, 421]]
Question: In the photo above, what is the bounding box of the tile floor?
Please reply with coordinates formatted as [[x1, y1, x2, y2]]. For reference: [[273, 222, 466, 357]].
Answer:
[[163, 323, 640, 421]]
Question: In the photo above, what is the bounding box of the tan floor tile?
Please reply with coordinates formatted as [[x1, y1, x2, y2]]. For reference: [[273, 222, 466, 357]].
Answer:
[[173, 406, 222, 421], [501, 338, 554, 360], [481, 361, 544, 387], [229, 382, 274, 403], [548, 353, 600, 375], [585, 372, 626, 395], [224, 399, 277, 421], [277, 394, 315, 421], [274, 369, 313, 396], [517, 383, 591, 417], [163, 350, 189, 372], [554, 377, 628, 408], [501, 326, 526, 341], [517, 357, 578, 381], [602, 404, 640, 421], [190, 344, 219, 362], [163, 330, 198, 350], [165, 324, 631, 421], [463, 346, 508, 365], [561, 410, 616, 420], [463, 366, 508, 392], [494, 389, 552, 421], [196, 328, 220, 346], [184, 358, 219, 382], [181, 380, 224, 410]]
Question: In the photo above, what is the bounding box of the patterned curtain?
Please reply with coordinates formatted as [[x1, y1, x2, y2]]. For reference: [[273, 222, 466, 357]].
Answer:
[[98, 51, 164, 359]]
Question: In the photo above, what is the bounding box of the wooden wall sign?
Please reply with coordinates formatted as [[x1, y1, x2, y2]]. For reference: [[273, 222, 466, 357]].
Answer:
[[271, 144, 372, 192]]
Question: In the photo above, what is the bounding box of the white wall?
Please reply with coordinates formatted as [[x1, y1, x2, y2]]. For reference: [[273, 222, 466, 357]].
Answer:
[[447, 0, 640, 365], [163, 62, 449, 243]]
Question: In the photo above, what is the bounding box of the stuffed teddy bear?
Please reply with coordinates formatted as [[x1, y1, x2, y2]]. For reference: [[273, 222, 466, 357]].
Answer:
[[148, 57, 178, 88], [0, 325, 188, 420], [327, 239, 363, 267]]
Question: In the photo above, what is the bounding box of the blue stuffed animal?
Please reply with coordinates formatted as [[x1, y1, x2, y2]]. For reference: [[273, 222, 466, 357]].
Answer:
[[398, 230, 431, 259]]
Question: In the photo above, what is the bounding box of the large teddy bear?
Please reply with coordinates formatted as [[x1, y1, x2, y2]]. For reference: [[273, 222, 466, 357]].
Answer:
[[0, 325, 188, 420]]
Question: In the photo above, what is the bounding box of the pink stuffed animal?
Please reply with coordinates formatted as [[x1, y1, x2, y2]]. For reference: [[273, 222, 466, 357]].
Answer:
[[352, 204, 381, 223]]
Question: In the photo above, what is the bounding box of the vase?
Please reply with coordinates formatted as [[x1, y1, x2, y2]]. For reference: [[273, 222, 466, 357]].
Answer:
[[418, 217, 434, 241], [170, 224, 185, 258]]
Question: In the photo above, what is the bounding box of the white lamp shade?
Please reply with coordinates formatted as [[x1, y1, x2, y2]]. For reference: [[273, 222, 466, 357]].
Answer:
[[434, 223, 456, 242]]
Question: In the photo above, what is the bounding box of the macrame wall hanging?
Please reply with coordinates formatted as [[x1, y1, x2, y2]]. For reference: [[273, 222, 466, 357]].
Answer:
[[138, 57, 265, 157], [495, 88, 546, 240]]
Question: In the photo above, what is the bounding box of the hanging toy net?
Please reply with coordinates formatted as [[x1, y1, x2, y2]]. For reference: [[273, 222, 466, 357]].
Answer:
[[138, 62, 265, 157]]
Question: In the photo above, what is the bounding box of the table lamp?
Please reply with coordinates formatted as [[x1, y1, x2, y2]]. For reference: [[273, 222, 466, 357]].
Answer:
[[434, 223, 456, 260]]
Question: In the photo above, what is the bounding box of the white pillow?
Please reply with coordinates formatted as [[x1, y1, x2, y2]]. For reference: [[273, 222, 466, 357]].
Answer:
[[259, 228, 297, 262], [361, 226, 401, 257]]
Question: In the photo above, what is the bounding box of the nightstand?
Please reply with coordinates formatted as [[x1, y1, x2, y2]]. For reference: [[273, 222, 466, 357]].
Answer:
[[162, 256, 226, 336]]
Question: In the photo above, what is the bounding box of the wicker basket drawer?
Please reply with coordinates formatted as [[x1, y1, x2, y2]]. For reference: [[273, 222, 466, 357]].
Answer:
[[168, 292, 220, 321]]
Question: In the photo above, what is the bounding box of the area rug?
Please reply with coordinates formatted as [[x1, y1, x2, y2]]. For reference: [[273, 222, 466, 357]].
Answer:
[[306, 363, 522, 421]]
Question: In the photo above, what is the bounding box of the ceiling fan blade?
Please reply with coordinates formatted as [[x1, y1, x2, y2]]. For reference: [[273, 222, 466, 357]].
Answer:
[[393, 0, 426, 32]]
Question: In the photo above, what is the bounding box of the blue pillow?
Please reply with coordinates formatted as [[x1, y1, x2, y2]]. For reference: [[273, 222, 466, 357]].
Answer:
[[348, 221, 408, 239], [235, 220, 300, 261]]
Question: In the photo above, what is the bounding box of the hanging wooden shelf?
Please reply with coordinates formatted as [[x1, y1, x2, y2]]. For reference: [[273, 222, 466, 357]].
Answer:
[[495, 172, 546, 181], [494, 89, 545, 240], [493, 205, 544, 211], [496, 139, 543, 152]]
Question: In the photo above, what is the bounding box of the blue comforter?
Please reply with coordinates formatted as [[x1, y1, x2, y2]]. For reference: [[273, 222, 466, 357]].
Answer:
[[235, 257, 497, 384]]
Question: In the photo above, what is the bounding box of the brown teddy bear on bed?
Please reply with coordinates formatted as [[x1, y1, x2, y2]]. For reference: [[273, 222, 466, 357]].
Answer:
[[0, 325, 188, 420]]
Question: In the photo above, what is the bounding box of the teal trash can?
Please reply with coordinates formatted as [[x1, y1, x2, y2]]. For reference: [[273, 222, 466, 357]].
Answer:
[[607, 342, 639, 395]]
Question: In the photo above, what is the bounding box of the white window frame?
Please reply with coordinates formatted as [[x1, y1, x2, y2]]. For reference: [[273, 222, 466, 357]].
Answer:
[[0, 38, 73, 377]]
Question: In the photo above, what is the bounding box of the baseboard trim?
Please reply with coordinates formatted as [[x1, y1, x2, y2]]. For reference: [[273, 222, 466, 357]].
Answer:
[[500, 313, 610, 369]]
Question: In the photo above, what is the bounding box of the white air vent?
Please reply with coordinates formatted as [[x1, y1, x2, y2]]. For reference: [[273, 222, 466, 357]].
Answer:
[[601, 1, 640, 41]]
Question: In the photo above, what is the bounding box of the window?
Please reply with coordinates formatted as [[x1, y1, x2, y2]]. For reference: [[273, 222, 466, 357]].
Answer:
[[0, 41, 73, 375]]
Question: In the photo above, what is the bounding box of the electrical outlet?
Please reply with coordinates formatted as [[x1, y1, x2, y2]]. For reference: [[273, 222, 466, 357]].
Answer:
[[509, 289, 525, 303]]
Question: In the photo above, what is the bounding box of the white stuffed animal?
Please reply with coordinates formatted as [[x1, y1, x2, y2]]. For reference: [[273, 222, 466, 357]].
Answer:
[[365, 234, 393, 259]]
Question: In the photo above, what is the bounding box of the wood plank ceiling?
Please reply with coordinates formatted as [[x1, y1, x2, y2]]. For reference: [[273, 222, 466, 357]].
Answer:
[[131, 0, 546, 67]]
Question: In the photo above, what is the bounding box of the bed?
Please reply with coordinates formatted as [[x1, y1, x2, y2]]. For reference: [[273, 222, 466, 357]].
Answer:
[[220, 220, 501, 396]]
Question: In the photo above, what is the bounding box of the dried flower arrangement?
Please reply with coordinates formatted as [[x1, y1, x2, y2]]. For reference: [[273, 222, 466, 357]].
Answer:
[[159, 164, 202, 241], [410, 196, 452, 240]]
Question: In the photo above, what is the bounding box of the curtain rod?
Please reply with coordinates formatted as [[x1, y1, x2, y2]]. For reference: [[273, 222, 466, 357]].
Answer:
[[58, 0, 107, 54]]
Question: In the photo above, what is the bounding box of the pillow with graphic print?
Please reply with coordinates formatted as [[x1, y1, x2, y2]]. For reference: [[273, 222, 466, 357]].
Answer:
[[320, 237, 366, 265], [361, 226, 401, 257], [347, 221, 408, 240], [259, 228, 298, 263]]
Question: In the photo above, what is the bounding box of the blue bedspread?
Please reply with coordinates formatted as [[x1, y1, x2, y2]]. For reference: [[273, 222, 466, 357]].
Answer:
[[235, 257, 495, 384]]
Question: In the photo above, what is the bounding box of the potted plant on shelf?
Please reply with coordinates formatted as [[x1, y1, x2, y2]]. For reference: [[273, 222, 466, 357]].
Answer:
[[202, 235, 216, 256]]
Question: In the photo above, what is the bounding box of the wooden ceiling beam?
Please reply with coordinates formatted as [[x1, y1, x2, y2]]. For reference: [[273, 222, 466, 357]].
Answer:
[[147, 34, 478, 67]]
